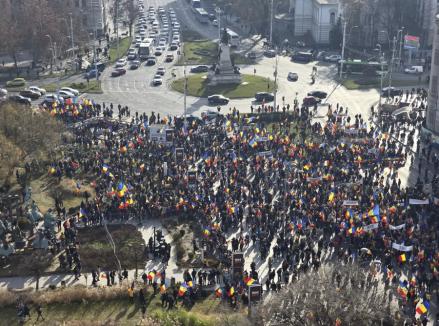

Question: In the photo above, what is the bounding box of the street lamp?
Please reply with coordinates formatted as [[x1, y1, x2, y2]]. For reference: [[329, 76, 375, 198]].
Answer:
[[270, 0, 274, 47], [339, 17, 347, 80], [376, 44, 384, 116], [45, 35, 54, 74], [215, 7, 222, 40]]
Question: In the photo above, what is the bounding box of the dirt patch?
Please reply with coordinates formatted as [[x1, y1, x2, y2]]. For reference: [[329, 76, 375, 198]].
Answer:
[[77, 224, 146, 272]]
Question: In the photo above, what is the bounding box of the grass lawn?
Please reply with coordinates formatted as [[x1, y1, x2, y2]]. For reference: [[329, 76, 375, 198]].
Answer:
[[109, 37, 132, 64], [0, 290, 248, 326], [342, 78, 426, 90], [171, 74, 276, 99], [179, 41, 218, 65], [42, 80, 103, 94], [181, 29, 206, 42], [78, 224, 146, 272]]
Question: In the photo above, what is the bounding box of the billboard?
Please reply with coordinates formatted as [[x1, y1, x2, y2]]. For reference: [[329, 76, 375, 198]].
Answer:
[[404, 35, 419, 50]]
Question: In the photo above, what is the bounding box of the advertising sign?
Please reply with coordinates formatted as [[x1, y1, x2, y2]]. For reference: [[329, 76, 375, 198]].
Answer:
[[404, 35, 419, 50]]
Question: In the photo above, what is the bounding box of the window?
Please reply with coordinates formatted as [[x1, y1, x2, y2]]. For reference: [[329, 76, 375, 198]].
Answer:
[[330, 12, 335, 25]]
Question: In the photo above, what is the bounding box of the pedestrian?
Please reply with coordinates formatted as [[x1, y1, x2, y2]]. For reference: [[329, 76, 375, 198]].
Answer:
[[35, 304, 44, 321]]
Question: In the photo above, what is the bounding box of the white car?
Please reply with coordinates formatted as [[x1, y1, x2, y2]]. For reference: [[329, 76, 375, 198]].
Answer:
[[153, 75, 163, 86], [58, 90, 75, 99], [60, 87, 79, 96], [325, 54, 342, 62], [0, 88, 7, 101], [116, 58, 127, 67], [43, 93, 59, 103], [404, 66, 423, 74], [29, 86, 46, 95]]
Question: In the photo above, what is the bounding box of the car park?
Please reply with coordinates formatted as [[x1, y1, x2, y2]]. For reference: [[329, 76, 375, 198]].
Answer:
[[307, 90, 327, 99], [190, 65, 209, 73], [115, 58, 127, 67], [208, 94, 230, 105], [6, 78, 26, 87], [60, 87, 79, 96], [303, 96, 321, 106], [19, 89, 41, 100], [9, 95, 31, 105], [255, 92, 274, 102], [287, 72, 298, 81], [130, 60, 141, 70], [29, 86, 46, 95], [111, 68, 127, 77]]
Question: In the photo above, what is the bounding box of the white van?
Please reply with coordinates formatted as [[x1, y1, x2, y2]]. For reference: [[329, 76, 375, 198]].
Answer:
[[404, 66, 423, 74]]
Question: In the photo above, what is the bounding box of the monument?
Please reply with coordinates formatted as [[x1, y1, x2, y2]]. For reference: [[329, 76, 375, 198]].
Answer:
[[207, 28, 241, 86]]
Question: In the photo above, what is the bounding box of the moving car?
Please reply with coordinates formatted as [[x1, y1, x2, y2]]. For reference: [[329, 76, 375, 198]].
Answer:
[[154, 47, 163, 56], [307, 90, 327, 99], [6, 78, 26, 87], [165, 54, 174, 62], [146, 56, 157, 66], [127, 52, 137, 60], [212, 20, 218, 27], [29, 86, 46, 95], [325, 54, 342, 62], [303, 96, 321, 106], [111, 68, 127, 77], [156, 67, 166, 76], [153, 75, 163, 86], [287, 72, 298, 81], [19, 89, 41, 100], [208, 94, 230, 105], [9, 95, 31, 105], [60, 87, 79, 96], [255, 92, 274, 102], [169, 42, 179, 51], [190, 65, 209, 73], [115, 58, 127, 67], [382, 87, 403, 97], [404, 66, 423, 74], [130, 60, 141, 70]]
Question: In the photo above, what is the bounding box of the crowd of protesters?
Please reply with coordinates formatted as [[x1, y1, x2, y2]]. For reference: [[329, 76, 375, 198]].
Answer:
[[4, 86, 438, 324]]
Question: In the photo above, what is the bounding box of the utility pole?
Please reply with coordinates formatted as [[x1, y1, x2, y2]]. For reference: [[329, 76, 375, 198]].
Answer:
[[92, 0, 98, 81], [270, 0, 274, 47], [216, 7, 221, 40], [183, 55, 187, 134], [116, 0, 120, 59], [388, 36, 397, 96], [377, 44, 383, 112], [273, 48, 278, 111], [69, 13, 74, 58], [398, 28, 404, 70], [339, 19, 347, 80]]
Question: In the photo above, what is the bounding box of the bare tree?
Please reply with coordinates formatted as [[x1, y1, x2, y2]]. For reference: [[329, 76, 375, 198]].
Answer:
[[257, 263, 398, 326], [125, 0, 137, 38]]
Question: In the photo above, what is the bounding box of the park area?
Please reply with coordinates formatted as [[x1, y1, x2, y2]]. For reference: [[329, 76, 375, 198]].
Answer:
[[171, 74, 275, 98]]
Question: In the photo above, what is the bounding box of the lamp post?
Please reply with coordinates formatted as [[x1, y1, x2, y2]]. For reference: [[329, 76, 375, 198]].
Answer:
[[397, 27, 404, 70], [270, 0, 274, 47], [215, 7, 221, 40], [339, 18, 347, 80], [376, 44, 384, 116], [69, 13, 75, 58], [45, 34, 54, 74], [273, 47, 278, 111]]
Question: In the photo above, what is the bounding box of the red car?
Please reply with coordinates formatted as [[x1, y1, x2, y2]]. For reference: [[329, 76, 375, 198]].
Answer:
[[111, 68, 126, 77]]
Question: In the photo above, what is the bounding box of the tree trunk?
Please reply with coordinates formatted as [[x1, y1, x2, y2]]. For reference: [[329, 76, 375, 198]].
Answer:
[[36, 274, 40, 290]]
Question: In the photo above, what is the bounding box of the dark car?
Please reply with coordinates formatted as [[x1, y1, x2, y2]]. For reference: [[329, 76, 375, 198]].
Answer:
[[263, 49, 276, 58], [287, 72, 298, 81], [19, 90, 40, 100], [307, 90, 327, 99], [86, 62, 106, 72], [382, 87, 403, 97], [303, 96, 321, 106], [9, 95, 31, 105], [111, 68, 127, 77], [84, 69, 101, 79], [208, 94, 230, 105], [146, 57, 156, 66], [190, 65, 209, 73], [130, 60, 141, 70], [208, 13, 216, 21], [255, 92, 274, 102]]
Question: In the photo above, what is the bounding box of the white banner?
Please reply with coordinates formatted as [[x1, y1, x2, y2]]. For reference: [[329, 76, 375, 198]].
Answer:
[[307, 177, 322, 182], [363, 223, 379, 232], [389, 224, 405, 230], [392, 243, 414, 252], [257, 151, 273, 157], [409, 198, 429, 205], [343, 200, 359, 206]]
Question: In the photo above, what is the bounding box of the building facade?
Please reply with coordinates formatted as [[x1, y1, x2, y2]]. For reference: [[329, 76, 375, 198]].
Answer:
[[427, 14, 439, 134], [417, 0, 438, 48], [293, 0, 339, 44]]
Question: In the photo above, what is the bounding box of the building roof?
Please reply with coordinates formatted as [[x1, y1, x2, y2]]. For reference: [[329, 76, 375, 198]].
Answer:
[[314, 0, 338, 5]]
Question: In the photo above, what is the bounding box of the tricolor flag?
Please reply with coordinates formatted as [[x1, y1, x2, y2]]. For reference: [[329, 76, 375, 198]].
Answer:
[[227, 286, 235, 297], [102, 164, 109, 174], [398, 254, 406, 263], [244, 276, 255, 286], [187, 281, 193, 288], [415, 300, 430, 315], [117, 182, 128, 198], [178, 284, 188, 297], [147, 271, 155, 280], [215, 287, 223, 298], [203, 228, 211, 237], [79, 208, 87, 218]]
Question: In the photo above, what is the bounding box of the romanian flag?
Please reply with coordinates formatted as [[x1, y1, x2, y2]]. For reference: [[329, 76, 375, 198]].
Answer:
[[347, 226, 356, 235], [117, 182, 128, 198], [215, 287, 223, 298], [212, 222, 220, 231], [415, 300, 430, 315], [49, 167, 56, 175], [147, 271, 155, 280], [368, 205, 380, 219], [227, 286, 235, 297], [127, 196, 134, 206], [409, 276, 416, 287], [160, 284, 166, 294], [397, 283, 408, 298], [79, 208, 87, 218], [345, 209, 353, 219], [398, 254, 406, 263], [178, 284, 188, 297], [244, 276, 255, 286]]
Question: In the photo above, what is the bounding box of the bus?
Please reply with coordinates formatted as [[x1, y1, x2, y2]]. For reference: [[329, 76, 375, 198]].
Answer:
[[194, 8, 209, 24], [339, 60, 388, 76], [138, 38, 154, 60], [291, 51, 313, 63], [226, 28, 240, 47]]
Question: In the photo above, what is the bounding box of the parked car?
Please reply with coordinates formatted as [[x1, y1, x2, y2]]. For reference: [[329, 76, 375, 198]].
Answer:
[[19, 89, 41, 100], [165, 54, 174, 62], [208, 94, 230, 105], [29, 86, 46, 95], [303, 96, 321, 106], [208, 13, 216, 21], [325, 54, 342, 62], [42, 94, 60, 105], [84, 69, 100, 79], [190, 65, 209, 73], [60, 87, 79, 96], [9, 95, 31, 105], [382, 87, 403, 97], [0, 88, 8, 101], [146, 56, 157, 66], [86, 62, 106, 72], [255, 92, 274, 102], [201, 110, 223, 120], [264, 49, 276, 58], [58, 90, 75, 99], [130, 60, 141, 70], [111, 68, 127, 77], [115, 58, 127, 67], [153, 75, 163, 86], [287, 72, 298, 81], [6, 78, 26, 87], [156, 67, 166, 76], [404, 66, 423, 74], [307, 90, 327, 99]]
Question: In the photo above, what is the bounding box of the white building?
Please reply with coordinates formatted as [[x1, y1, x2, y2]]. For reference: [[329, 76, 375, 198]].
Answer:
[[293, 0, 339, 44]]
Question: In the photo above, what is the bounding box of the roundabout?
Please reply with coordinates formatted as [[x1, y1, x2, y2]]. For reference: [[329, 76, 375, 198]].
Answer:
[[171, 73, 276, 99]]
